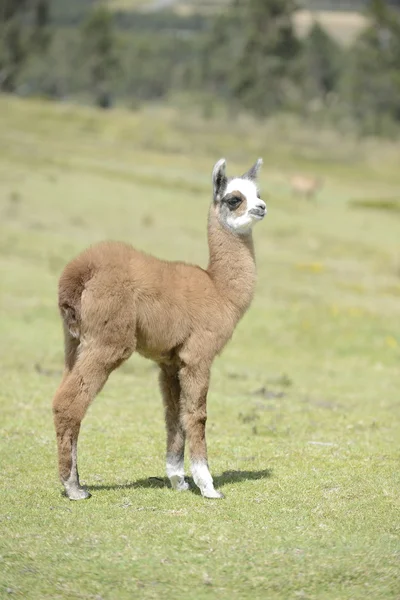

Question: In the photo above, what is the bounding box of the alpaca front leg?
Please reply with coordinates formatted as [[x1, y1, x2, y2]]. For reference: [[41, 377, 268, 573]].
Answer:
[[166, 452, 188, 492], [187, 424, 223, 499], [160, 366, 189, 492], [179, 365, 223, 499]]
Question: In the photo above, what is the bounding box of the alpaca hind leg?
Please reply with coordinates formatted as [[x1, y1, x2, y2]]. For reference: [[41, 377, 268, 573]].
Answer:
[[159, 365, 188, 491], [179, 365, 223, 499], [52, 348, 119, 500], [63, 323, 79, 373], [54, 273, 137, 499]]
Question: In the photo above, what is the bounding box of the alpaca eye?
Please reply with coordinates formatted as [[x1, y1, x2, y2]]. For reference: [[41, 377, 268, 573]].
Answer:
[[227, 196, 242, 209]]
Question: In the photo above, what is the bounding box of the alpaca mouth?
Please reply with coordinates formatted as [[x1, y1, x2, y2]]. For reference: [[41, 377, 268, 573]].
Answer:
[[249, 208, 266, 219]]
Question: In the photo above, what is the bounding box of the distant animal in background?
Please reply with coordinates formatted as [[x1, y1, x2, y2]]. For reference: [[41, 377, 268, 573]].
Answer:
[[290, 174, 323, 200], [52, 157, 267, 501]]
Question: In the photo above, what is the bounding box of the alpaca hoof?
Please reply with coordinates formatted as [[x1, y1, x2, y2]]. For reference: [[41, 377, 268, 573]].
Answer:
[[65, 486, 91, 501], [202, 488, 225, 499], [170, 476, 190, 492]]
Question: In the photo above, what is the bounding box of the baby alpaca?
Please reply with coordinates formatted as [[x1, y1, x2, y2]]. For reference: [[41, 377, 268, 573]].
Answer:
[[52, 158, 267, 500]]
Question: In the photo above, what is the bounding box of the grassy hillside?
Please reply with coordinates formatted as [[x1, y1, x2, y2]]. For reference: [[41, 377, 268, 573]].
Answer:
[[0, 96, 399, 599]]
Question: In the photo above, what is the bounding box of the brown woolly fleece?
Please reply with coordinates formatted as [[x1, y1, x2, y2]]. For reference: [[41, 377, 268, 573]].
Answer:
[[52, 158, 266, 500]]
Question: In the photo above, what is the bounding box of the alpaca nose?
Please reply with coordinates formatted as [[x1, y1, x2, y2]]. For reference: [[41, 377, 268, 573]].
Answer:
[[256, 201, 266, 213]]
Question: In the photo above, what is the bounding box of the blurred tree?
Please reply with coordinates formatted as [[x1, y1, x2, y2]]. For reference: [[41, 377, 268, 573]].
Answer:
[[367, 0, 390, 22], [30, 0, 52, 53], [302, 22, 342, 100], [81, 6, 120, 108], [198, 4, 242, 98], [121, 33, 194, 103], [1, 0, 399, 138], [230, 0, 300, 115], [343, 0, 400, 133], [0, 0, 53, 92], [0, 18, 27, 92], [201, 0, 300, 116], [0, 0, 28, 23]]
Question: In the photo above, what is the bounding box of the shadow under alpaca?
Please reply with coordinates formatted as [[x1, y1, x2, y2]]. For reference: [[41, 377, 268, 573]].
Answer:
[[88, 468, 273, 493]]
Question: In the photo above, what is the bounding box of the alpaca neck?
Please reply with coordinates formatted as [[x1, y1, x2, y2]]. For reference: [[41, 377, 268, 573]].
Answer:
[[206, 206, 257, 321]]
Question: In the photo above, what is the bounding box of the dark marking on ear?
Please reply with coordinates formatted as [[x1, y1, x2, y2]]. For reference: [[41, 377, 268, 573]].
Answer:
[[242, 158, 263, 181], [212, 158, 227, 202]]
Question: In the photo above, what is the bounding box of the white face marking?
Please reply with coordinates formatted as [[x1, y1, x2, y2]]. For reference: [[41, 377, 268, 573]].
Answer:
[[191, 460, 224, 499], [224, 178, 266, 234]]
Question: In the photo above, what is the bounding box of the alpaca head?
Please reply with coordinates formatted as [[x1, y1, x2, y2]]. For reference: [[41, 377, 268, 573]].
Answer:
[[212, 158, 266, 234]]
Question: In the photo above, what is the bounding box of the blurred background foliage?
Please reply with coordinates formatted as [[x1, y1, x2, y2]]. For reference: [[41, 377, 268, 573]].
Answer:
[[1, 0, 400, 135]]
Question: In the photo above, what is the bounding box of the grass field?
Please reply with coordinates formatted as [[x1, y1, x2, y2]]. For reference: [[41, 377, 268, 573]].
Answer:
[[0, 96, 399, 599]]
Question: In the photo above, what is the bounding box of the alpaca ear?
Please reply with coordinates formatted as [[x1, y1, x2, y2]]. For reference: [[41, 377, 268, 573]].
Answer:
[[212, 158, 227, 202], [243, 158, 263, 181]]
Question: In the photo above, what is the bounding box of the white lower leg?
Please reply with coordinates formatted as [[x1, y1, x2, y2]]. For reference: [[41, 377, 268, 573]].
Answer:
[[191, 459, 224, 499], [166, 453, 189, 491], [63, 440, 90, 500]]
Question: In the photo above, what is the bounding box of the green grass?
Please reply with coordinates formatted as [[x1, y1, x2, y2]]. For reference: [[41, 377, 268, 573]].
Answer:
[[349, 197, 400, 213], [0, 96, 399, 600]]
